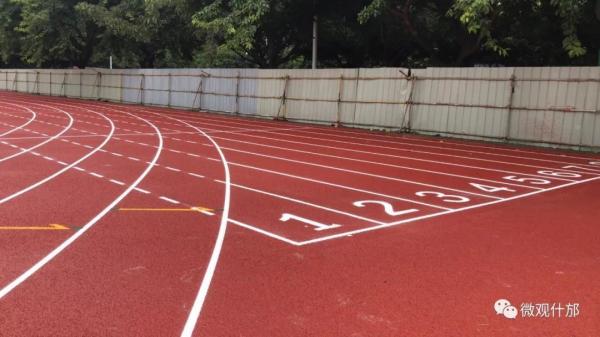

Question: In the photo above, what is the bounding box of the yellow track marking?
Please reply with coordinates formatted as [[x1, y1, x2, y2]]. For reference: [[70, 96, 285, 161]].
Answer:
[[0, 224, 69, 231]]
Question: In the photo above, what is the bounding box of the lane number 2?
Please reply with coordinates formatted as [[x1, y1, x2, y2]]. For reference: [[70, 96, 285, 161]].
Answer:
[[353, 200, 418, 216]]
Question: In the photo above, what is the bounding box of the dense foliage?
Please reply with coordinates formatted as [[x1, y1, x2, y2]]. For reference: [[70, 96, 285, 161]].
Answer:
[[0, 0, 598, 68]]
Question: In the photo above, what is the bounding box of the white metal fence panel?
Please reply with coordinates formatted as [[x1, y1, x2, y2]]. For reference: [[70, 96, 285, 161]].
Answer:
[[201, 69, 237, 113], [283, 69, 345, 123], [1, 66, 599, 150], [353, 68, 409, 128], [411, 67, 513, 138], [511, 67, 600, 147], [122, 70, 143, 104]]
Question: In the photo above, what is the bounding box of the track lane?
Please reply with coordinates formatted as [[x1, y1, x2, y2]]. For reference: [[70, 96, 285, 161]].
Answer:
[[53, 100, 600, 182], [92, 101, 600, 165]]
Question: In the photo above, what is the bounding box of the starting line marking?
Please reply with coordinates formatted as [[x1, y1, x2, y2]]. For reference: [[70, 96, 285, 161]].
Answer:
[[0, 224, 69, 231]]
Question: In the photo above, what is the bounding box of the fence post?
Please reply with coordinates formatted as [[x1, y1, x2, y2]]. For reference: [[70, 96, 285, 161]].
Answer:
[[352, 69, 360, 124], [168, 73, 172, 107], [276, 75, 290, 120], [505, 73, 517, 140], [61, 72, 67, 97], [34, 71, 40, 94], [235, 71, 241, 114], [49, 72, 53, 96], [79, 71, 83, 98], [192, 75, 205, 110], [119, 72, 123, 103], [403, 73, 416, 132], [336, 74, 344, 127], [96, 72, 102, 100], [140, 74, 145, 104]]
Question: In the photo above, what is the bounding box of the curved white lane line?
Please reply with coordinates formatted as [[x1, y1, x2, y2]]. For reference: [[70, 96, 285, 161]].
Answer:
[[0, 103, 163, 300], [69, 100, 232, 335], [0, 103, 113, 204], [0, 102, 72, 164], [0, 105, 36, 138], [139, 110, 231, 337]]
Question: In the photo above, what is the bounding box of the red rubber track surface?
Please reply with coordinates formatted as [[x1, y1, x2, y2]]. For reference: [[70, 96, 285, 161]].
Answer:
[[0, 91, 599, 337]]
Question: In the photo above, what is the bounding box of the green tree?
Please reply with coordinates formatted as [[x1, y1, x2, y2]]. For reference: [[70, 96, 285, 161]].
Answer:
[[76, 0, 203, 67], [12, 0, 101, 67]]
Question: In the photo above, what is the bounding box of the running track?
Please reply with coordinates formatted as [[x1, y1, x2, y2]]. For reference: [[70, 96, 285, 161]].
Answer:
[[0, 91, 599, 336]]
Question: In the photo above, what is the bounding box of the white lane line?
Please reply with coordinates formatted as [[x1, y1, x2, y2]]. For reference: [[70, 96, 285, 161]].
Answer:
[[132, 105, 591, 177], [134, 187, 151, 194], [128, 156, 140, 161], [0, 102, 163, 301], [159, 196, 180, 204], [74, 166, 85, 172], [228, 218, 301, 246], [137, 108, 232, 337], [42, 156, 54, 161], [0, 102, 73, 164], [301, 125, 600, 163], [0, 107, 36, 138], [271, 127, 600, 170], [122, 105, 600, 164], [215, 158, 451, 211], [209, 135, 542, 190], [112, 152, 123, 157], [109, 179, 125, 186], [296, 175, 600, 245], [89, 172, 104, 178], [215, 179, 394, 227], [165, 166, 181, 172], [188, 172, 205, 179], [57, 160, 67, 166], [253, 127, 598, 176], [0, 103, 112, 204], [218, 146, 505, 200], [196, 124, 585, 181]]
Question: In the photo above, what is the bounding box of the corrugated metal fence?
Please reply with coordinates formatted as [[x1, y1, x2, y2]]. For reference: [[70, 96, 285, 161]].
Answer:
[[1, 67, 599, 150]]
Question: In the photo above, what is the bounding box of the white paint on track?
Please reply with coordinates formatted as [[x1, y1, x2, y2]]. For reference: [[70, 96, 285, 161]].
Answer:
[[0, 106, 36, 138], [140, 109, 232, 337], [0, 103, 110, 204], [0, 102, 72, 164], [0, 103, 164, 301]]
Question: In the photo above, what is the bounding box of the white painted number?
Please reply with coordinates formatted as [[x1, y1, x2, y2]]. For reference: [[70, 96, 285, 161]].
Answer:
[[469, 183, 515, 193], [503, 175, 550, 185], [562, 165, 600, 172], [279, 213, 341, 231], [415, 191, 470, 203], [537, 170, 581, 178], [353, 200, 418, 216]]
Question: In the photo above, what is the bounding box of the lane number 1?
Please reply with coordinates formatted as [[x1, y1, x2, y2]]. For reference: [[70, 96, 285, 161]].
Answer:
[[280, 213, 342, 231]]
